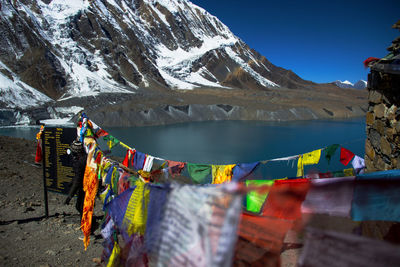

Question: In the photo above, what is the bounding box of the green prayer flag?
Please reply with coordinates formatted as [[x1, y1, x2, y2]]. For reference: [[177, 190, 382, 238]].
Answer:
[[325, 144, 339, 164], [187, 163, 212, 184], [245, 180, 274, 214], [103, 135, 120, 150]]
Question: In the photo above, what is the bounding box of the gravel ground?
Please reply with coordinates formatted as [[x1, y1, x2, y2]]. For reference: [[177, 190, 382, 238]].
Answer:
[[0, 135, 103, 266]]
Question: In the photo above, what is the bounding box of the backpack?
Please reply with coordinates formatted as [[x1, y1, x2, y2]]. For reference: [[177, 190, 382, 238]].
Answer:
[[70, 140, 85, 155]]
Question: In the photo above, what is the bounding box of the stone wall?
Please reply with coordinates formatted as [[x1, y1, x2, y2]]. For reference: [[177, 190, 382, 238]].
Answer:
[[365, 70, 400, 171]]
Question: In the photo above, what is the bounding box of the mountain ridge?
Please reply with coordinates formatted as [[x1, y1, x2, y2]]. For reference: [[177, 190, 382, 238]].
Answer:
[[0, 0, 367, 126], [333, 80, 367, 89]]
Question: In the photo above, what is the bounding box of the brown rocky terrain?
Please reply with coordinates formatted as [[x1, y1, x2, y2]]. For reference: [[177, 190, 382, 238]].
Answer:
[[81, 84, 368, 127], [0, 136, 103, 266]]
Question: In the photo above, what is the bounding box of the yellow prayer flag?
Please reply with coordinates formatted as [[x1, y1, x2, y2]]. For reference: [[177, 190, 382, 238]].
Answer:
[[107, 242, 121, 267], [297, 149, 322, 177], [297, 155, 303, 177], [123, 181, 150, 236], [303, 149, 322, 165], [343, 168, 354, 177], [212, 164, 236, 184]]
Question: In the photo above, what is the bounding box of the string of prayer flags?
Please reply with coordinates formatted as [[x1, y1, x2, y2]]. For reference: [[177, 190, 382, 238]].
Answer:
[[106, 242, 121, 267], [245, 180, 274, 214], [351, 155, 365, 174], [187, 163, 212, 184], [340, 147, 355, 166], [297, 149, 321, 177], [303, 149, 322, 165], [107, 188, 134, 232], [150, 184, 242, 267], [324, 144, 339, 164], [301, 176, 355, 217], [298, 227, 400, 267], [232, 162, 260, 182], [144, 185, 170, 253], [123, 180, 150, 236], [103, 135, 120, 150], [166, 160, 185, 177], [143, 155, 154, 172], [351, 170, 400, 222], [35, 125, 44, 164], [81, 144, 100, 250], [234, 213, 294, 266], [122, 149, 135, 168], [133, 151, 146, 171], [212, 164, 236, 184], [124, 234, 148, 266], [262, 178, 311, 220]]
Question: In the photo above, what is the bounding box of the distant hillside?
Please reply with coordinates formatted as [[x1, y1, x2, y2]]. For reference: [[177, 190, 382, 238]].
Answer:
[[334, 80, 367, 89]]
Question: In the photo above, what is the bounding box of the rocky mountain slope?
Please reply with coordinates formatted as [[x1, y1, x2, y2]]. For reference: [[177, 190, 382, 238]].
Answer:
[[0, 0, 367, 126]]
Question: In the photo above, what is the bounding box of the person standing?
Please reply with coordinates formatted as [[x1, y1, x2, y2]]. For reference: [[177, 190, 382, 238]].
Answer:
[[64, 138, 87, 219]]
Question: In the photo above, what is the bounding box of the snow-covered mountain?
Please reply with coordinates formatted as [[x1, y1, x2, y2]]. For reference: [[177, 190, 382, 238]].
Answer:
[[333, 80, 367, 89], [353, 80, 368, 89], [0, 0, 368, 126], [0, 0, 316, 108]]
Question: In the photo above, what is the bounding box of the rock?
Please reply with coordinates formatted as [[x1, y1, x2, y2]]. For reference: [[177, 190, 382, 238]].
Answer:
[[376, 157, 388, 171], [385, 105, 397, 120], [24, 207, 35, 213], [392, 158, 398, 168], [381, 137, 392, 156], [45, 250, 56, 256], [373, 119, 385, 136], [369, 90, 383, 104], [395, 121, 400, 133], [385, 127, 396, 141], [364, 156, 375, 172], [365, 139, 375, 160], [373, 103, 386, 118], [369, 129, 381, 150], [366, 111, 374, 125]]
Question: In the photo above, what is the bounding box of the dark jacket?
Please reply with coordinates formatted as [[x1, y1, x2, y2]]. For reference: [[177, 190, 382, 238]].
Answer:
[[65, 140, 87, 202]]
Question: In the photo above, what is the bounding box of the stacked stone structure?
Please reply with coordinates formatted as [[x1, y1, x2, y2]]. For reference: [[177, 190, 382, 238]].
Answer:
[[365, 21, 400, 172]]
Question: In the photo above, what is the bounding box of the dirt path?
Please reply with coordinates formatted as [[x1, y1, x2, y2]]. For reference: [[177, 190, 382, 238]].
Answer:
[[0, 135, 103, 266]]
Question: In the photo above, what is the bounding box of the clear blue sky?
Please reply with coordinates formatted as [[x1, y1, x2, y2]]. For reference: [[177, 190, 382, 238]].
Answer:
[[190, 0, 400, 84]]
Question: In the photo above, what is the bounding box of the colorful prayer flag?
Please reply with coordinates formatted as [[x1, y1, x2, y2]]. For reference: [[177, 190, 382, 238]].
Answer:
[[324, 144, 339, 164], [187, 163, 212, 184], [340, 147, 355, 166], [212, 164, 236, 184]]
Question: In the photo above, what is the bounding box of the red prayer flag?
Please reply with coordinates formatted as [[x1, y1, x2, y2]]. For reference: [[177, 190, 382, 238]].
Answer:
[[122, 149, 135, 168], [340, 147, 355, 166], [35, 139, 42, 164], [262, 179, 311, 220], [363, 57, 380, 68], [122, 150, 130, 167]]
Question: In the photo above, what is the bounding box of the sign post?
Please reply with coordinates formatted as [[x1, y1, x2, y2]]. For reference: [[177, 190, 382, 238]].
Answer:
[[42, 127, 77, 217]]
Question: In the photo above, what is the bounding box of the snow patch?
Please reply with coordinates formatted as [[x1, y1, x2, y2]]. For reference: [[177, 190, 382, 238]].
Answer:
[[39, 0, 90, 20], [0, 61, 52, 109], [224, 47, 279, 88], [40, 118, 75, 126]]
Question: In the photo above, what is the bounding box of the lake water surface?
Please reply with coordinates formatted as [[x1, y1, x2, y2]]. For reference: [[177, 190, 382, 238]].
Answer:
[[1, 118, 366, 178]]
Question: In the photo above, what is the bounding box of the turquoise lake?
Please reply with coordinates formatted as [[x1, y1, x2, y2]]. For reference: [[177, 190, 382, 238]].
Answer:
[[0, 118, 366, 178]]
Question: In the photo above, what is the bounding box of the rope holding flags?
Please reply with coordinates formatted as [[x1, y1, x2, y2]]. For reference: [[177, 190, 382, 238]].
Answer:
[[58, 111, 385, 265]]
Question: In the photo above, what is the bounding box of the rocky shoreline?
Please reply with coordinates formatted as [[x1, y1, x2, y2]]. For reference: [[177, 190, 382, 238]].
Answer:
[[1, 86, 368, 127]]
